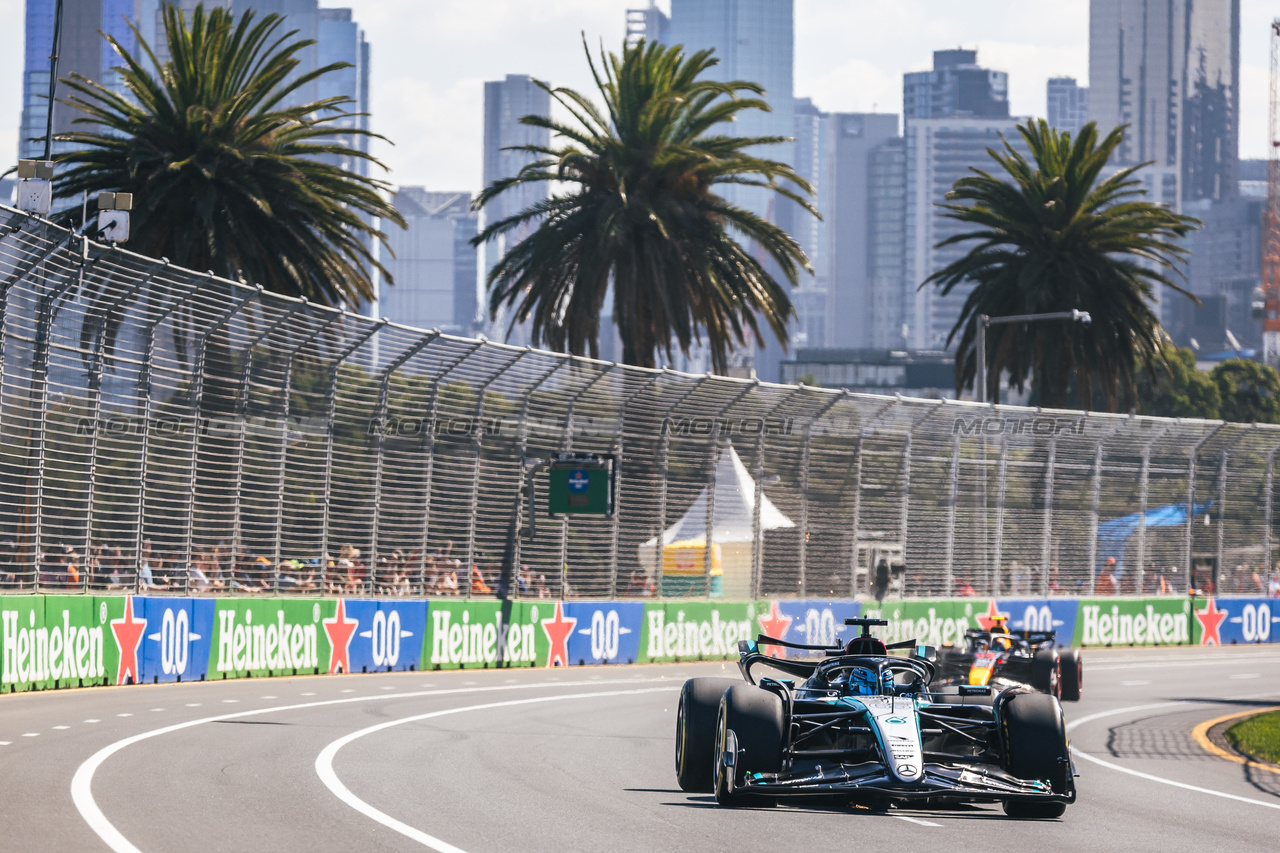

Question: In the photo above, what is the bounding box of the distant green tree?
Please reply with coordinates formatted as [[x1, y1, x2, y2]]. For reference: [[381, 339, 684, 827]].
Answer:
[[1212, 359, 1280, 424], [1135, 344, 1220, 419], [472, 38, 816, 373], [923, 120, 1199, 410], [53, 4, 404, 307]]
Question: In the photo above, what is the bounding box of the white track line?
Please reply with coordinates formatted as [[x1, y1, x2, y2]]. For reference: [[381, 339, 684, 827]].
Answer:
[[1067, 694, 1280, 812], [314, 688, 673, 852], [892, 815, 942, 827], [71, 677, 680, 853]]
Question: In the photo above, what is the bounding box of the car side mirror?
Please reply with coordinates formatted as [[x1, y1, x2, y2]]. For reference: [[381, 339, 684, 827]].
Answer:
[[911, 645, 937, 661]]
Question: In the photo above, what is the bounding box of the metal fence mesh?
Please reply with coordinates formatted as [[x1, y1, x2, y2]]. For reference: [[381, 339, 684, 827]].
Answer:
[[1, 205, 1278, 599]]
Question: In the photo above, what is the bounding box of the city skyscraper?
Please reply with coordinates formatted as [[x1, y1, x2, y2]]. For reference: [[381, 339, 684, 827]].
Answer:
[[19, 0, 139, 161], [317, 7, 371, 177], [380, 189, 479, 333], [905, 117, 1030, 349], [1047, 76, 1089, 137], [663, 0, 796, 376], [1088, 0, 1240, 205], [827, 113, 900, 349], [668, 0, 795, 219], [482, 74, 551, 344], [625, 2, 669, 47], [903, 49, 1009, 124], [778, 97, 833, 349]]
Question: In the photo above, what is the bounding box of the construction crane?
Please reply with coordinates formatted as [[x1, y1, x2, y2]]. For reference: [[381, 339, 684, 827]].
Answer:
[[1263, 19, 1280, 365]]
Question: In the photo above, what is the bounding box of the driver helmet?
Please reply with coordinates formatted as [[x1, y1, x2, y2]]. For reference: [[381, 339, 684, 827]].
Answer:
[[846, 667, 895, 696]]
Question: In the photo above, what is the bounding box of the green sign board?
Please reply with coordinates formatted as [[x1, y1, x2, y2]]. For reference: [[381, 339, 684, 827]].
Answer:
[[548, 462, 612, 515]]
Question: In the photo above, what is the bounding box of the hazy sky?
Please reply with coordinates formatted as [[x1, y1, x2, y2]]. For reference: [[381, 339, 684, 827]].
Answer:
[[0, 0, 1274, 191]]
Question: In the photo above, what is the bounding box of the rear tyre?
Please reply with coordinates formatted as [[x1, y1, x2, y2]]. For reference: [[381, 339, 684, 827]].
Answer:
[[1030, 649, 1060, 697], [1001, 692, 1070, 819], [675, 677, 739, 793], [1058, 649, 1082, 702], [713, 685, 784, 806]]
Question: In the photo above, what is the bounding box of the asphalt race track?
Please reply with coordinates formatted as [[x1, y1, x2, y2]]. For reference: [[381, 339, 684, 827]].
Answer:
[[1, 646, 1277, 852]]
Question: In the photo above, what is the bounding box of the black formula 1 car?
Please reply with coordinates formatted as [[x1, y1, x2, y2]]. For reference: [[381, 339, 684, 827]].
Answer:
[[675, 619, 1077, 818], [933, 620, 1082, 702]]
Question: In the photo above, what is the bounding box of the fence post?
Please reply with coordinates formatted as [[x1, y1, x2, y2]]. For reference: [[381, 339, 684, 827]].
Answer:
[[653, 375, 706, 593], [943, 435, 960, 596], [556, 364, 614, 597], [508, 356, 566, 595], [846, 396, 898, 597], [898, 401, 945, 593], [319, 319, 386, 586], [796, 391, 844, 599], [180, 285, 259, 573], [1087, 439, 1104, 595], [1216, 448, 1229, 583], [991, 435, 1008, 596], [751, 387, 804, 599], [30, 237, 104, 588], [1039, 437, 1057, 596], [82, 260, 164, 571], [228, 299, 306, 560], [848, 431, 865, 598], [1184, 424, 1224, 590], [1265, 442, 1280, 576], [132, 274, 209, 588], [464, 350, 526, 596], [271, 312, 342, 576], [417, 341, 483, 593], [368, 330, 440, 566], [607, 372, 661, 598], [704, 382, 756, 598], [1135, 443, 1151, 591]]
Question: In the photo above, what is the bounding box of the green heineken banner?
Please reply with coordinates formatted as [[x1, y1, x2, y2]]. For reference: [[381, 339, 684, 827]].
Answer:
[[639, 601, 764, 662], [1073, 598, 1193, 646]]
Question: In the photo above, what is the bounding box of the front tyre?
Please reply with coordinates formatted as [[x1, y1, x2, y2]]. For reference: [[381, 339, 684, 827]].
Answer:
[[713, 685, 784, 806], [1031, 649, 1061, 698], [1058, 649, 1082, 701], [1001, 692, 1071, 818], [675, 677, 739, 793]]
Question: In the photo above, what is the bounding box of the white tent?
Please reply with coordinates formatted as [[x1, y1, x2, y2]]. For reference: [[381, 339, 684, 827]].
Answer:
[[639, 443, 794, 596]]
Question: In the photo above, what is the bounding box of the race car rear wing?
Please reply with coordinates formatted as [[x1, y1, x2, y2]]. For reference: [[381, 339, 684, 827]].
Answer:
[[964, 628, 1057, 645]]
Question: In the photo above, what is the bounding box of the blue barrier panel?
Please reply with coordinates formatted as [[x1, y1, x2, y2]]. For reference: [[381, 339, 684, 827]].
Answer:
[[378, 599, 427, 671], [772, 599, 863, 650], [994, 598, 1080, 645], [1201, 597, 1279, 645], [340, 599, 379, 673], [342, 599, 428, 672], [140, 597, 194, 683], [188, 598, 215, 680], [564, 601, 644, 665]]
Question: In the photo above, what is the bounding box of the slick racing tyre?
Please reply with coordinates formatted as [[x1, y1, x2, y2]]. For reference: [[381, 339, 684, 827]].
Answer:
[[1001, 692, 1071, 819], [675, 678, 739, 793], [1031, 649, 1061, 698], [1058, 649, 1082, 702], [713, 685, 784, 806]]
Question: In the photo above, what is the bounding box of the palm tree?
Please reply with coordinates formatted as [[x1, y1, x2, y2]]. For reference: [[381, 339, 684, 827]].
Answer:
[[472, 38, 816, 374], [923, 120, 1199, 410], [53, 3, 404, 308]]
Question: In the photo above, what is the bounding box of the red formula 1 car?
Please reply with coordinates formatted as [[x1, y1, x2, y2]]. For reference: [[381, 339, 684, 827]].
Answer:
[[933, 619, 1082, 701]]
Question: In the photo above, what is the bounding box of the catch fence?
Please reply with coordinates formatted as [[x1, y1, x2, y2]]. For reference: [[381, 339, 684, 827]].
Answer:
[[0, 205, 1277, 600]]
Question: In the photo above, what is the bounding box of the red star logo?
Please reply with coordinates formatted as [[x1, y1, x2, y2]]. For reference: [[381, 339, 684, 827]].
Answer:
[[540, 602, 577, 668], [975, 599, 1011, 631], [322, 599, 359, 674], [110, 595, 147, 686], [1195, 598, 1228, 646], [756, 601, 793, 657]]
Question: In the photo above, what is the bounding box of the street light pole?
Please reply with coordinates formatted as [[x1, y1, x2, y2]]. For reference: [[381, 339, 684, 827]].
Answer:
[[975, 310, 1091, 404]]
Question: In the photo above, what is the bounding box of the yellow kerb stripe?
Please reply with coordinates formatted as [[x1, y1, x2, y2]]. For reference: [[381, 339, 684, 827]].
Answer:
[[1190, 706, 1280, 777]]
